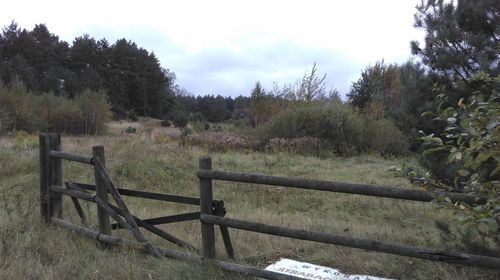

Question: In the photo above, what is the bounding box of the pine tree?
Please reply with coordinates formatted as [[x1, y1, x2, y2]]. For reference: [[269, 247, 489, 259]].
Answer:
[[411, 0, 500, 92]]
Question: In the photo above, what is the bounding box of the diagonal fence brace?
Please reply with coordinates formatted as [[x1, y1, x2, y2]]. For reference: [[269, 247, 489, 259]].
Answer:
[[107, 203, 198, 251], [65, 181, 162, 257], [65, 182, 88, 225], [213, 200, 234, 259]]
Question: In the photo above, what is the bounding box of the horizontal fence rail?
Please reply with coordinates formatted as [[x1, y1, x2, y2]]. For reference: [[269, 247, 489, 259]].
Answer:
[[73, 182, 216, 206], [197, 159, 499, 272], [51, 217, 302, 280], [201, 214, 500, 270], [49, 150, 94, 164], [112, 212, 201, 229], [197, 169, 486, 205]]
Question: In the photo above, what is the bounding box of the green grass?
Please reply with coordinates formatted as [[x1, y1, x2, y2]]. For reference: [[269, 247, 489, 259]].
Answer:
[[0, 125, 498, 280]]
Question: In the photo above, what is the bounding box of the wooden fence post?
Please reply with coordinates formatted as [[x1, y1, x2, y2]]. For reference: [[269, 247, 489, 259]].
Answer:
[[39, 133, 50, 223], [40, 133, 63, 222], [199, 157, 215, 258], [93, 145, 111, 247], [49, 133, 63, 219]]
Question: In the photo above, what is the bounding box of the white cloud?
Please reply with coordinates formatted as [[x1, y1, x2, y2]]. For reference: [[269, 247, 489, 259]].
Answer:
[[1, 0, 424, 97]]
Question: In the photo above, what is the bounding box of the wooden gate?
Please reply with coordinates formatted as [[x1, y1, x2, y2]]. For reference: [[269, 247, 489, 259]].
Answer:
[[39, 133, 500, 280]]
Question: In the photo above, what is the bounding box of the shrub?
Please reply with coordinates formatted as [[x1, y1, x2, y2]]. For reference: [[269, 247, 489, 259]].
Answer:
[[171, 110, 189, 128], [393, 73, 500, 236], [192, 121, 210, 132], [0, 78, 33, 132], [262, 102, 365, 155], [189, 112, 205, 122], [0, 80, 112, 135], [363, 119, 410, 156], [124, 126, 136, 134], [264, 136, 327, 155], [127, 110, 138, 122], [12, 130, 38, 151], [261, 102, 409, 156], [232, 118, 252, 128], [73, 89, 112, 134], [161, 119, 171, 127]]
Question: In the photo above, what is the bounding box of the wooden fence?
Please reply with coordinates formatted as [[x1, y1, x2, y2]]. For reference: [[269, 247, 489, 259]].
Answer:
[[39, 133, 500, 280]]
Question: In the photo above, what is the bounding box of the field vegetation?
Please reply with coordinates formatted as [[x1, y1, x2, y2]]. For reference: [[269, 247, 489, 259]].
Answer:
[[0, 121, 498, 280]]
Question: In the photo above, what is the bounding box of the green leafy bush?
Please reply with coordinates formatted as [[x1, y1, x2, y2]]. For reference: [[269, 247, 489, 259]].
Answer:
[[192, 120, 210, 132], [73, 89, 112, 134], [363, 118, 409, 156], [171, 110, 189, 128], [262, 102, 364, 155], [262, 102, 408, 156], [189, 112, 205, 122], [394, 73, 499, 235], [0, 80, 112, 135]]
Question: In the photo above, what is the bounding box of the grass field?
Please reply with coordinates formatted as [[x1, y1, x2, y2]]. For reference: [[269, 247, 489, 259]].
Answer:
[[1, 120, 498, 280]]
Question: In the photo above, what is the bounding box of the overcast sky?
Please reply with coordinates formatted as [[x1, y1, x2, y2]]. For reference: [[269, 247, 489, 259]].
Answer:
[[1, 0, 424, 98]]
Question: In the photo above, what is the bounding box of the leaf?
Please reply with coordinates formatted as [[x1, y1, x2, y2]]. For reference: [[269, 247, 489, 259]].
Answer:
[[427, 137, 443, 146], [468, 126, 479, 137], [421, 111, 434, 117], [479, 218, 498, 233], [475, 151, 498, 163], [460, 118, 470, 128], [422, 147, 447, 156], [457, 169, 469, 176], [458, 98, 465, 107], [488, 221, 498, 232], [447, 117, 457, 124], [448, 151, 462, 161], [442, 107, 456, 117], [490, 166, 500, 177], [486, 121, 499, 130], [473, 205, 485, 211]]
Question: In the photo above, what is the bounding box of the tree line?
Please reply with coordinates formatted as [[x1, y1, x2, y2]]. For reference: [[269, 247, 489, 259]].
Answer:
[[0, 22, 175, 119]]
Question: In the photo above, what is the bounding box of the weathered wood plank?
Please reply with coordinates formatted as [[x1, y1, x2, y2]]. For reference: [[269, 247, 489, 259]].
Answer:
[[73, 182, 203, 205], [55, 183, 161, 257], [39, 134, 50, 223], [70, 196, 87, 225], [197, 169, 486, 205], [111, 212, 200, 229], [93, 145, 111, 246], [88, 161, 162, 257], [49, 150, 93, 164], [201, 214, 500, 270], [199, 157, 215, 259], [51, 217, 303, 280], [107, 204, 197, 251], [219, 226, 234, 259], [53, 185, 93, 201], [49, 133, 63, 219]]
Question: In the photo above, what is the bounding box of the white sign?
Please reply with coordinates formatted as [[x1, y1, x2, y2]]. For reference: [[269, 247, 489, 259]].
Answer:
[[265, 258, 394, 280]]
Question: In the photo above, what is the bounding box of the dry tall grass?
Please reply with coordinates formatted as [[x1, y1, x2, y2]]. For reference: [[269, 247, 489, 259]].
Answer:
[[0, 120, 498, 279]]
